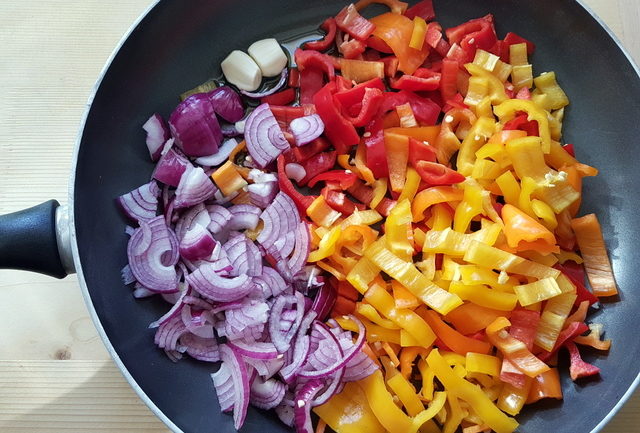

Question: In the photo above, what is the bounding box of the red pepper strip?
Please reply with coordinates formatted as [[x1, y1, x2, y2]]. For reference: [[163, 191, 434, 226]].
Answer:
[[565, 341, 600, 381], [270, 105, 307, 125], [554, 264, 599, 306], [334, 75, 354, 93], [339, 38, 367, 59], [364, 129, 389, 178], [488, 39, 504, 58], [499, 31, 536, 61], [308, 170, 357, 189], [415, 161, 465, 186], [379, 91, 441, 126], [508, 309, 541, 351], [295, 48, 336, 79], [322, 187, 366, 215], [367, 35, 394, 53], [425, 22, 443, 49], [335, 4, 376, 41], [390, 70, 441, 92], [299, 151, 337, 186], [261, 88, 295, 106], [362, 49, 381, 61], [445, 43, 468, 63], [445, 15, 497, 62], [563, 143, 576, 157], [503, 113, 539, 137], [288, 68, 300, 88], [500, 358, 528, 389], [440, 58, 459, 102], [347, 179, 397, 216], [442, 93, 467, 112], [334, 77, 385, 107], [293, 137, 331, 163], [345, 88, 384, 127], [409, 137, 437, 168], [537, 322, 589, 362], [381, 56, 399, 77], [313, 83, 360, 154], [299, 67, 325, 105], [304, 18, 338, 52], [419, 308, 492, 355], [277, 154, 316, 213], [404, 0, 436, 21], [515, 87, 531, 100]]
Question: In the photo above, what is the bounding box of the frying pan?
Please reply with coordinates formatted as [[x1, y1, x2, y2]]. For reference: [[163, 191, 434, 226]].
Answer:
[[0, 0, 638, 432]]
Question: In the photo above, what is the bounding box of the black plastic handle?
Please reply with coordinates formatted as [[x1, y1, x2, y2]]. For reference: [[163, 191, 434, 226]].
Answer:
[[0, 200, 68, 279]]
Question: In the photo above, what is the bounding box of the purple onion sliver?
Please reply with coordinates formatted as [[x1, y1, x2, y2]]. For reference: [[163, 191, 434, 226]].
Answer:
[[290, 114, 325, 147], [142, 113, 170, 161]]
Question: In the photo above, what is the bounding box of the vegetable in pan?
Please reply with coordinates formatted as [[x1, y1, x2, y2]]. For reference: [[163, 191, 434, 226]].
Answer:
[[117, 1, 618, 432]]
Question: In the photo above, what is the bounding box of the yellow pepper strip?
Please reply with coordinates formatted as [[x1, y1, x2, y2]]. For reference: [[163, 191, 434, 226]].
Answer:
[[428, 203, 454, 230], [370, 178, 388, 209], [317, 259, 347, 281], [475, 96, 494, 119], [486, 317, 550, 378], [509, 43, 528, 67], [364, 284, 436, 347], [504, 136, 550, 181], [458, 265, 515, 292], [365, 239, 463, 315], [415, 392, 447, 433], [464, 241, 560, 279], [556, 249, 583, 264], [346, 256, 380, 294], [494, 99, 551, 153], [443, 393, 465, 433], [409, 16, 427, 50], [531, 199, 558, 230], [495, 171, 521, 207], [511, 65, 533, 91], [338, 153, 370, 185], [307, 196, 342, 228], [427, 349, 519, 433], [538, 178, 581, 214], [517, 176, 537, 218], [497, 379, 533, 416], [534, 292, 577, 351], [465, 353, 501, 377], [336, 316, 401, 344], [340, 209, 382, 229], [412, 186, 464, 222], [544, 140, 598, 177], [513, 277, 562, 306], [355, 140, 377, 185], [519, 250, 558, 268], [393, 280, 420, 309], [418, 358, 436, 400], [423, 225, 501, 257], [399, 166, 421, 203], [417, 253, 437, 280], [356, 303, 400, 330], [211, 161, 248, 196], [308, 226, 342, 262], [532, 72, 569, 111], [457, 117, 496, 176], [465, 64, 509, 105], [570, 214, 618, 297], [314, 381, 386, 433], [464, 76, 489, 108], [448, 281, 518, 311], [453, 180, 485, 233], [388, 373, 425, 416], [473, 49, 512, 82], [502, 204, 558, 253], [385, 199, 415, 260]]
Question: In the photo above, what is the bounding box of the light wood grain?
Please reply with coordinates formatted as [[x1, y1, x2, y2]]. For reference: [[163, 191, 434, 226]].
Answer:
[[0, 0, 639, 432]]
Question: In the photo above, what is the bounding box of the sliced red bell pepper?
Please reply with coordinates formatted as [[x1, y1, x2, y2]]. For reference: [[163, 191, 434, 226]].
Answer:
[[390, 69, 441, 91], [261, 87, 295, 106], [563, 143, 576, 157], [313, 83, 360, 154], [381, 55, 399, 77], [308, 170, 357, 189], [508, 309, 541, 351], [270, 105, 307, 125], [440, 58, 459, 102], [442, 93, 467, 112], [334, 77, 385, 107], [409, 137, 437, 168], [288, 67, 300, 88], [379, 90, 440, 126], [488, 39, 504, 58], [334, 75, 354, 93], [538, 321, 589, 362], [347, 179, 397, 216], [565, 341, 600, 381], [445, 15, 497, 63], [554, 263, 599, 307], [322, 187, 365, 215], [445, 43, 468, 63], [364, 129, 389, 178], [295, 48, 336, 79], [299, 150, 337, 186], [335, 4, 376, 41], [299, 67, 325, 105], [503, 113, 539, 137], [345, 88, 384, 127], [339, 38, 367, 59], [277, 154, 316, 213], [304, 17, 338, 52], [425, 22, 443, 49], [292, 137, 331, 163], [415, 161, 465, 186], [404, 0, 436, 21], [500, 31, 536, 61], [515, 87, 532, 100]]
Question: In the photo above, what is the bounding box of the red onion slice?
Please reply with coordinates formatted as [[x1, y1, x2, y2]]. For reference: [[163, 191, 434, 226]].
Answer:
[[219, 344, 251, 430], [258, 266, 289, 298], [169, 93, 223, 157], [248, 181, 279, 209], [153, 315, 187, 351], [152, 147, 192, 187], [180, 333, 220, 362], [245, 357, 285, 379], [206, 204, 232, 234], [288, 222, 311, 277], [221, 299, 269, 341], [244, 103, 290, 168], [250, 376, 286, 410], [285, 163, 307, 183], [116, 181, 160, 224], [257, 192, 299, 257], [293, 379, 324, 433], [227, 204, 261, 231], [186, 263, 254, 302], [275, 401, 295, 427], [149, 286, 191, 329], [290, 114, 325, 147], [310, 281, 337, 322], [212, 363, 235, 413], [127, 216, 178, 293], [174, 166, 218, 209], [241, 68, 288, 99], [228, 341, 279, 360], [143, 113, 170, 161], [179, 223, 216, 261], [208, 86, 245, 123], [224, 233, 263, 277], [194, 138, 239, 167], [269, 292, 305, 353]]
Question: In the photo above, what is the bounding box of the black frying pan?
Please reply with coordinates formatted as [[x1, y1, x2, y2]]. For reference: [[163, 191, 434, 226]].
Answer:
[[0, 1, 638, 432]]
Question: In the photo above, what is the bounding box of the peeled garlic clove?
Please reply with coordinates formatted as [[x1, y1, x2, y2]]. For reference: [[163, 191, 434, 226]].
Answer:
[[248, 38, 288, 78], [221, 50, 262, 91]]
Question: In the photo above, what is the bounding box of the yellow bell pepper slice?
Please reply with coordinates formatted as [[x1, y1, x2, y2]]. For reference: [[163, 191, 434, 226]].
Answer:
[[464, 76, 490, 107], [356, 303, 400, 330], [464, 241, 560, 279], [494, 99, 551, 153], [457, 117, 496, 176], [513, 277, 562, 306], [315, 381, 386, 433], [340, 209, 383, 229], [423, 225, 502, 257], [429, 203, 454, 231], [307, 195, 342, 228], [211, 161, 248, 196], [346, 256, 380, 294], [448, 281, 518, 311], [532, 71, 569, 110], [465, 353, 501, 377], [409, 16, 427, 50], [465, 63, 509, 105], [495, 171, 521, 207], [308, 226, 342, 262], [398, 166, 421, 203], [534, 292, 577, 351], [453, 180, 485, 233], [387, 372, 425, 416], [497, 379, 533, 416], [412, 186, 464, 222], [385, 199, 415, 261], [370, 178, 388, 209]]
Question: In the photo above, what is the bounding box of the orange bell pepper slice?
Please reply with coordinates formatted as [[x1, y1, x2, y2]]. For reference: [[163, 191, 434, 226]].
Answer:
[[525, 368, 563, 404], [384, 131, 410, 192], [445, 303, 510, 335], [412, 186, 464, 222], [417, 307, 492, 355], [370, 13, 430, 75], [501, 204, 559, 254]]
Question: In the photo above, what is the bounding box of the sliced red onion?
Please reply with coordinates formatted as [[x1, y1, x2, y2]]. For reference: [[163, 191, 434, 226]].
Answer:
[[256, 266, 289, 298], [257, 192, 299, 257], [228, 341, 279, 360], [143, 113, 170, 161], [208, 86, 244, 123], [194, 138, 239, 167], [154, 315, 187, 351], [153, 147, 192, 187], [288, 222, 311, 277], [250, 376, 286, 410], [221, 299, 269, 341], [181, 305, 215, 338], [221, 123, 242, 137], [212, 363, 235, 413], [179, 223, 216, 261], [165, 350, 183, 362], [310, 367, 346, 407], [245, 357, 285, 379], [127, 216, 178, 293], [223, 233, 262, 277], [241, 67, 288, 98], [132, 285, 155, 298], [343, 348, 379, 382], [244, 103, 290, 168], [174, 166, 218, 209], [169, 93, 222, 157], [280, 335, 310, 384], [285, 163, 307, 183], [290, 114, 325, 146], [275, 401, 295, 427], [219, 344, 250, 430], [186, 263, 254, 302], [149, 286, 191, 329], [174, 203, 210, 240], [269, 292, 305, 353], [206, 204, 232, 234], [227, 204, 261, 231], [121, 264, 135, 285], [293, 379, 324, 433], [310, 281, 337, 322], [179, 333, 220, 362], [248, 181, 279, 209], [116, 181, 160, 224]]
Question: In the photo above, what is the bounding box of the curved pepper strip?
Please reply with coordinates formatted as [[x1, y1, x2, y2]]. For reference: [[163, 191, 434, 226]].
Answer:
[[494, 99, 551, 153], [445, 15, 497, 62], [398, 167, 421, 203], [448, 281, 518, 311], [502, 204, 558, 253], [452, 180, 484, 232], [277, 155, 316, 214], [391, 70, 441, 91], [525, 368, 562, 404], [335, 4, 376, 41], [486, 317, 550, 378], [314, 381, 386, 433], [457, 116, 496, 176], [370, 13, 430, 75], [426, 349, 519, 433], [387, 373, 425, 416], [304, 17, 337, 51], [465, 63, 508, 104], [383, 132, 410, 192], [313, 82, 359, 154], [345, 88, 385, 127], [416, 161, 466, 186], [417, 307, 491, 355], [385, 199, 414, 260], [412, 186, 464, 222], [308, 226, 342, 262]]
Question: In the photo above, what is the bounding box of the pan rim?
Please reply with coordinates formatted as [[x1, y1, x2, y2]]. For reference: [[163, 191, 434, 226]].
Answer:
[[66, 1, 640, 433]]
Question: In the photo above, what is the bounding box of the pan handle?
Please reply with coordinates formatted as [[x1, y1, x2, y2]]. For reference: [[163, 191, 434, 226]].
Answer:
[[0, 200, 75, 279]]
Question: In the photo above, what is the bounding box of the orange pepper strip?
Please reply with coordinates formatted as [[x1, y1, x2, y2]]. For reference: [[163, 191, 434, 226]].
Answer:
[[570, 214, 618, 297], [355, 140, 377, 185], [573, 323, 611, 351], [502, 204, 558, 254], [370, 13, 430, 75], [562, 164, 582, 217], [417, 307, 492, 355], [315, 419, 327, 433], [386, 126, 441, 144], [486, 317, 550, 378], [525, 368, 563, 404], [384, 131, 410, 192], [396, 103, 419, 128], [445, 303, 510, 335], [412, 186, 464, 222], [399, 347, 427, 379], [392, 280, 420, 309], [563, 300, 589, 328]]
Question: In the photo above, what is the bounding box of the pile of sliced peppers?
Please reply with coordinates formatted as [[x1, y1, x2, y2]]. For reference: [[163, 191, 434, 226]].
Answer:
[[237, 1, 618, 432]]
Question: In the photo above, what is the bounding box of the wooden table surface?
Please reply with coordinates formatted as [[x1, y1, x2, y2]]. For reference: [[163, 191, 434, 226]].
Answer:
[[0, 1, 638, 432]]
